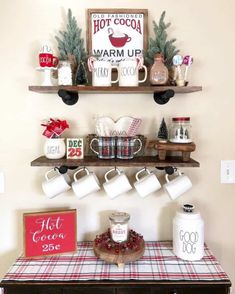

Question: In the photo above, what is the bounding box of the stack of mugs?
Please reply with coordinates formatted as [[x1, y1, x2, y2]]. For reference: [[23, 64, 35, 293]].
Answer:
[[42, 167, 192, 200]]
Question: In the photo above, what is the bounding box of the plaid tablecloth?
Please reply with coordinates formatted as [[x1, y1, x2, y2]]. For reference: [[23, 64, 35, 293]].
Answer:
[[1, 241, 230, 282]]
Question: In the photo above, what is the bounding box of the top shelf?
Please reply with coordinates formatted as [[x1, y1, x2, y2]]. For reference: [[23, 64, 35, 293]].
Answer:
[[28, 85, 202, 94]]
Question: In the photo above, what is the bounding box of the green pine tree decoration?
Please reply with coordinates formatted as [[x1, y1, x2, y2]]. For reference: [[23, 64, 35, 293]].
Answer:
[[55, 9, 87, 83], [75, 61, 88, 85], [157, 118, 168, 142], [145, 11, 180, 68]]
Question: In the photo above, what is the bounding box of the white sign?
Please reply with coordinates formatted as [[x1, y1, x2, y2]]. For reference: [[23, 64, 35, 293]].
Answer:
[[88, 9, 148, 65]]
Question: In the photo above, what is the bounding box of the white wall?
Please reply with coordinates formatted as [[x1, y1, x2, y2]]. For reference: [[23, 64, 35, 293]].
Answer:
[[1, 0, 235, 289]]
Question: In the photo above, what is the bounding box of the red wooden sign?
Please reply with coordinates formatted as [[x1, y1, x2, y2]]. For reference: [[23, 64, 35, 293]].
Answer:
[[23, 209, 77, 258]]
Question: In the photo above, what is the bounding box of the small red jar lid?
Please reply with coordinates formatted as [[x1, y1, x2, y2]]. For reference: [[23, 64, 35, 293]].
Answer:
[[172, 117, 190, 122]]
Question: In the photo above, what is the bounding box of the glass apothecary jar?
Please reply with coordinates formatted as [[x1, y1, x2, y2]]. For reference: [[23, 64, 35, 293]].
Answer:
[[169, 117, 192, 143], [109, 212, 130, 243], [58, 60, 72, 85], [150, 53, 169, 85]]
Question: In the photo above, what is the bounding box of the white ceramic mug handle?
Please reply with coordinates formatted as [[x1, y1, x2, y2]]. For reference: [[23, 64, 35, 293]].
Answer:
[[165, 170, 182, 183], [138, 65, 148, 83], [133, 138, 142, 155], [45, 169, 59, 181], [165, 174, 170, 183], [90, 138, 99, 155], [73, 167, 90, 182], [111, 66, 119, 83], [136, 168, 151, 182], [105, 168, 121, 182]]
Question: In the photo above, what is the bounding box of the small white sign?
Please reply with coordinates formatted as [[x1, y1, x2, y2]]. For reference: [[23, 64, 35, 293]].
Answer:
[[66, 138, 84, 159]]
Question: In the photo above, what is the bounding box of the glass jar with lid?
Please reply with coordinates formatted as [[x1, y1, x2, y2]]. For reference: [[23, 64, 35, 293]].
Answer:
[[169, 117, 192, 143], [109, 212, 130, 243], [58, 60, 72, 85], [149, 53, 169, 85]]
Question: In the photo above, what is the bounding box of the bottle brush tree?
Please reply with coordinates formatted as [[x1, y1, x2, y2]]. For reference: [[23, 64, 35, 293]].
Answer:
[[75, 60, 88, 85], [157, 118, 168, 142], [145, 11, 180, 69], [55, 9, 87, 84]]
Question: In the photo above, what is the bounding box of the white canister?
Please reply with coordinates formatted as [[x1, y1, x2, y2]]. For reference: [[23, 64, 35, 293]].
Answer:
[[173, 204, 204, 261], [43, 138, 66, 159]]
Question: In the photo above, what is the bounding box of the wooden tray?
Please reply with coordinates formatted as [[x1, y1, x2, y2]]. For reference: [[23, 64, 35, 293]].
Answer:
[[93, 238, 145, 268], [148, 140, 196, 162]]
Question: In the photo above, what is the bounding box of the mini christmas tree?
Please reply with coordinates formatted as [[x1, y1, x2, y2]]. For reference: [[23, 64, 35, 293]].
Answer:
[[75, 61, 88, 85], [145, 11, 180, 68], [55, 9, 87, 83], [157, 118, 168, 142]]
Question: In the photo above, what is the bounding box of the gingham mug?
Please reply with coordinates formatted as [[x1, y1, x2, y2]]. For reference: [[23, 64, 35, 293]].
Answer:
[[90, 136, 116, 159], [116, 136, 142, 159]]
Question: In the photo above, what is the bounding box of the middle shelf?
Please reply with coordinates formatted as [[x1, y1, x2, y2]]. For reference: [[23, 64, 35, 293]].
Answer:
[[31, 155, 200, 168]]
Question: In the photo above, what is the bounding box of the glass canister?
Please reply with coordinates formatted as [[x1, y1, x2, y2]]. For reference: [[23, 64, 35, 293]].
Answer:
[[109, 212, 130, 243], [58, 60, 73, 85], [150, 53, 169, 85], [169, 117, 192, 143]]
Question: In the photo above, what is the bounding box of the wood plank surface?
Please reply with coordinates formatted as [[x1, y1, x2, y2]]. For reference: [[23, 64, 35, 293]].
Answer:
[[28, 85, 202, 94], [30, 155, 200, 167]]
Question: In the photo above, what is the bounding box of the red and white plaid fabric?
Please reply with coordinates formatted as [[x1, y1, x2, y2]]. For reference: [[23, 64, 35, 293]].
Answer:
[[1, 241, 230, 281]]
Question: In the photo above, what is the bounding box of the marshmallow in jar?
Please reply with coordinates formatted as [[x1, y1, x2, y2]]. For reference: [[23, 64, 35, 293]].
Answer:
[[58, 60, 72, 85], [109, 212, 130, 243], [173, 204, 204, 261]]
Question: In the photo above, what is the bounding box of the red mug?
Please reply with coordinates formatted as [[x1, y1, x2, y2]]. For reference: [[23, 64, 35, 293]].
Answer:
[[39, 53, 59, 67], [109, 33, 131, 48]]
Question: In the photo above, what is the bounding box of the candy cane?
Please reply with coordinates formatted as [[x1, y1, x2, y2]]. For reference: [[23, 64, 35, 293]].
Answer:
[[88, 56, 97, 72], [136, 54, 144, 69]]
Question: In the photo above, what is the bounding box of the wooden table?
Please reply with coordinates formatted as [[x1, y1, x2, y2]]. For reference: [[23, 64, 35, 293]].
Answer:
[[0, 241, 231, 294]]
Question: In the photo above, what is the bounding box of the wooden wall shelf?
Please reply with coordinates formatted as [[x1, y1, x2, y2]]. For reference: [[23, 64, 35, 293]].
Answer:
[[31, 155, 200, 168], [29, 85, 202, 94]]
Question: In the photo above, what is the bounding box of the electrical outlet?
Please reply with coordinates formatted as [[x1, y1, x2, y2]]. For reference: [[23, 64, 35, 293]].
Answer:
[[0, 171, 4, 193], [221, 160, 235, 184]]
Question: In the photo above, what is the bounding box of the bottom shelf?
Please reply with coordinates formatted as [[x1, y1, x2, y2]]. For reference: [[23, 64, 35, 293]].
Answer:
[[31, 155, 200, 168]]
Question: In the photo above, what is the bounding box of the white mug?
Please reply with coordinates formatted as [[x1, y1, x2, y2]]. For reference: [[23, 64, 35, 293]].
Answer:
[[88, 58, 119, 87], [163, 170, 192, 200], [103, 168, 132, 199], [42, 169, 71, 199], [134, 168, 161, 197], [72, 167, 100, 199], [119, 59, 147, 87]]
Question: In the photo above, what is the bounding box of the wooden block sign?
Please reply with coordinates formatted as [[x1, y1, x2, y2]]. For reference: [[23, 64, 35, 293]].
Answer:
[[23, 209, 77, 258], [87, 9, 148, 65], [66, 138, 84, 159]]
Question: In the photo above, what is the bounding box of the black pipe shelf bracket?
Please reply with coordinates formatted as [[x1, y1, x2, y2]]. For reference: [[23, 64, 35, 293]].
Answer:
[[58, 89, 79, 105], [153, 89, 175, 105], [56, 166, 79, 174], [156, 166, 177, 175]]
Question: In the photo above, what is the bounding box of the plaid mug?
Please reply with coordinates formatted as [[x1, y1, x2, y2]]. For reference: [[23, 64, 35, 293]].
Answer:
[[90, 136, 116, 159], [116, 136, 142, 159]]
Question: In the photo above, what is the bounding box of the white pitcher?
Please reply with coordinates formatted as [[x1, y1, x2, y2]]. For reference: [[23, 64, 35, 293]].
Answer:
[[119, 56, 147, 87], [88, 57, 119, 87]]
